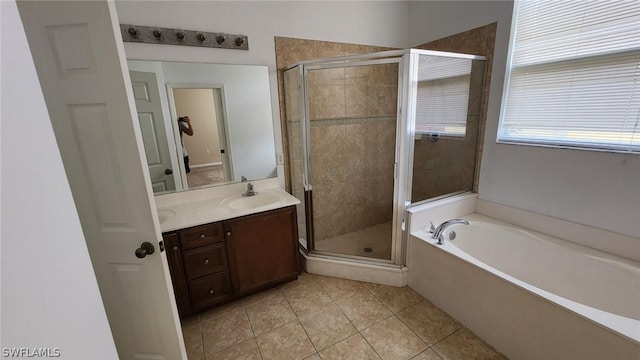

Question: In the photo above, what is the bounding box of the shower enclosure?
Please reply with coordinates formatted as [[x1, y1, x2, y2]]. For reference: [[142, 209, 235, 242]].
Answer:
[[284, 49, 486, 265]]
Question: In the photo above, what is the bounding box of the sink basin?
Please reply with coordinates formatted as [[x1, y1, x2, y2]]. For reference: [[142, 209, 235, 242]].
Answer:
[[221, 193, 280, 210], [157, 209, 176, 223]]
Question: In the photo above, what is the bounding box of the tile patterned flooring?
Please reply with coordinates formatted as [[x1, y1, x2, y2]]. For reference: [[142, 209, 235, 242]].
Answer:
[[315, 222, 393, 260], [181, 272, 507, 360]]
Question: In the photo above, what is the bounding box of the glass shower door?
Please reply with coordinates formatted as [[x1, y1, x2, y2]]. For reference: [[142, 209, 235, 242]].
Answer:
[[305, 62, 399, 261]]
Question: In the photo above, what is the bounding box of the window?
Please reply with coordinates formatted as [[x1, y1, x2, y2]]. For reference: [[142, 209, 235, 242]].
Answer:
[[416, 56, 472, 138], [499, 1, 640, 153]]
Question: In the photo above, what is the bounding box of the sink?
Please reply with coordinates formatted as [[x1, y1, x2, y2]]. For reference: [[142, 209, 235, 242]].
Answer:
[[221, 193, 280, 210], [157, 209, 176, 223]]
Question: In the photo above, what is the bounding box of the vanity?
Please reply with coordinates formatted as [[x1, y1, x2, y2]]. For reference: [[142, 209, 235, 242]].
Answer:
[[156, 179, 300, 317]]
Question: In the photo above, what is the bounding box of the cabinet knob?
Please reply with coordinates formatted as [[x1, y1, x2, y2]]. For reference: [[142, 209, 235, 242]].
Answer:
[[226, 231, 231, 237], [172, 245, 178, 251], [203, 258, 209, 265], [199, 234, 206, 238], [209, 289, 214, 295]]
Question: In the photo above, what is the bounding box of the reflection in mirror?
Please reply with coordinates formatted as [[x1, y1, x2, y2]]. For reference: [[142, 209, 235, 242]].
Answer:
[[411, 56, 485, 203], [127, 60, 277, 194]]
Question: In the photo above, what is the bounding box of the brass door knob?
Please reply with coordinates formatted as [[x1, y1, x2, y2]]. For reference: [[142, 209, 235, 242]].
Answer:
[[135, 242, 155, 259]]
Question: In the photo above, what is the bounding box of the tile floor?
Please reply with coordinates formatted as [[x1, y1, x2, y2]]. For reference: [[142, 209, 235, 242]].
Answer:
[[181, 272, 507, 360], [187, 164, 225, 188], [315, 222, 393, 260]]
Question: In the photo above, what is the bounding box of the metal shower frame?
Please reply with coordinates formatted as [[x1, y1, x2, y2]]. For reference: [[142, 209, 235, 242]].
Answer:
[[286, 49, 486, 266]]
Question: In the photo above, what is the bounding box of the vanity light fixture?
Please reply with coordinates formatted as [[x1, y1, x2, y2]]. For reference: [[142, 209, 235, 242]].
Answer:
[[120, 24, 249, 50]]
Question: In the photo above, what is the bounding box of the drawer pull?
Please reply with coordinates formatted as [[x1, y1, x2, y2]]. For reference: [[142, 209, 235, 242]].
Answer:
[[226, 231, 231, 237], [172, 245, 178, 251], [203, 258, 209, 265], [209, 289, 214, 295], [199, 234, 206, 238]]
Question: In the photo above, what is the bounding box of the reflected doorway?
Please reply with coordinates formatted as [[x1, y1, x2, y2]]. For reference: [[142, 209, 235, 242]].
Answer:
[[168, 86, 232, 189]]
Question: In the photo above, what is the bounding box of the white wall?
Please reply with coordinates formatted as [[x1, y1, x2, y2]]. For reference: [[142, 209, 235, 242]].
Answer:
[[0, 1, 118, 358], [115, 0, 411, 182], [410, 1, 640, 238]]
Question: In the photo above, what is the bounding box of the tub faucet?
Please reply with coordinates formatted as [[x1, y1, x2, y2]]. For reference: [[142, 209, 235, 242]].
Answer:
[[430, 219, 469, 245], [242, 182, 258, 197]]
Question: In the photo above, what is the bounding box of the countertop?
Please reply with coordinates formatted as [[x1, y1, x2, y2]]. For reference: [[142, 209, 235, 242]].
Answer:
[[154, 179, 300, 232]]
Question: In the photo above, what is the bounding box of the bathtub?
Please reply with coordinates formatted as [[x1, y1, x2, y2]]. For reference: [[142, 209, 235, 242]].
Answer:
[[408, 212, 640, 359]]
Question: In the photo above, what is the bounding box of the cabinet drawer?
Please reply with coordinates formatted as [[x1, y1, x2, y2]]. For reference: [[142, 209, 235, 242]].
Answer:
[[179, 222, 223, 250], [183, 243, 228, 280], [188, 272, 232, 311]]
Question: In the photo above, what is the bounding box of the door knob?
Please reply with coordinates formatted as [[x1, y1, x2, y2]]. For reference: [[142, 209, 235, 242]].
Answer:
[[165, 168, 173, 175], [135, 241, 155, 258]]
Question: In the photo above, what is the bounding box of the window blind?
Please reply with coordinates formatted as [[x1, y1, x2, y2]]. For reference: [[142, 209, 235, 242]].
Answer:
[[499, 0, 640, 152], [416, 56, 472, 137]]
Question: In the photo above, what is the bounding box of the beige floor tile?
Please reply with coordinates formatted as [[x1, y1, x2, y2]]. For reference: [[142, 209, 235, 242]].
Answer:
[[182, 316, 204, 360], [199, 301, 244, 322], [246, 292, 297, 335], [316, 276, 369, 301], [202, 309, 253, 356], [256, 320, 316, 360], [335, 291, 393, 330], [284, 281, 333, 316], [241, 286, 283, 308], [298, 303, 357, 351], [205, 338, 261, 360], [432, 329, 505, 360], [318, 333, 381, 359], [397, 301, 461, 345], [305, 354, 321, 360], [279, 272, 319, 291], [361, 316, 427, 360], [412, 349, 443, 360], [363, 283, 423, 313]]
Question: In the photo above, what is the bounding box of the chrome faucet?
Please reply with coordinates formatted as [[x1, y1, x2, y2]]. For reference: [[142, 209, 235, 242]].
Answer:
[[430, 219, 469, 245], [242, 182, 258, 197]]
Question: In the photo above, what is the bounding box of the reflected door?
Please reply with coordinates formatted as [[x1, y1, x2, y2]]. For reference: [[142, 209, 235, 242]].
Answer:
[[130, 71, 177, 192]]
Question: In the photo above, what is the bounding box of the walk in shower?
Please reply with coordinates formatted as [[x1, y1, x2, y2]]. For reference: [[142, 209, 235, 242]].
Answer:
[[284, 49, 486, 265]]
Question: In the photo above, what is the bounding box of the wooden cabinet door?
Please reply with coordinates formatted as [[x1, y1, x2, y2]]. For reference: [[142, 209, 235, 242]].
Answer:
[[162, 233, 192, 317], [225, 206, 299, 296]]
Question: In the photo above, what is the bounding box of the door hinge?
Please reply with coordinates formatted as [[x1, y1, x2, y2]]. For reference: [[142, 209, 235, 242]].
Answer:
[[158, 240, 165, 252]]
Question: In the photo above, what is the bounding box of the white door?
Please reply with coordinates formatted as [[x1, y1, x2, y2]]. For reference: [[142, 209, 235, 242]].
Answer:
[[17, 1, 185, 359], [212, 88, 233, 181], [130, 70, 177, 193]]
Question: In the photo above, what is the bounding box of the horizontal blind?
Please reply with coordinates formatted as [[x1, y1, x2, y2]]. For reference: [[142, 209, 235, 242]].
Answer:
[[499, 0, 640, 152], [416, 56, 472, 137]]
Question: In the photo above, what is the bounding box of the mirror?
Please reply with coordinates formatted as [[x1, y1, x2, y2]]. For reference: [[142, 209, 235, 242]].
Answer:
[[127, 60, 277, 194]]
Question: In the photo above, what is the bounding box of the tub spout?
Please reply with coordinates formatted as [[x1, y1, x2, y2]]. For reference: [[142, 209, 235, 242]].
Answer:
[[430, 219, 469, 245]]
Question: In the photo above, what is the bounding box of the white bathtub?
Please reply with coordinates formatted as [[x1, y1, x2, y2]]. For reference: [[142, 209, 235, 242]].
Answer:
[[409, 212, 640, 359]]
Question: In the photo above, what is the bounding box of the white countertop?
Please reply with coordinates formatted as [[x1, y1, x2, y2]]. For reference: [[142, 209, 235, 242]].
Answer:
[[154, 178, 300, 232]]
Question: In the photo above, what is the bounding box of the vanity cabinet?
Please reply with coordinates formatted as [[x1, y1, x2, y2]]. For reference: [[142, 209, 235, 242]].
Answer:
[[162, 206, 299, 317], [225, 206, 299, 297]]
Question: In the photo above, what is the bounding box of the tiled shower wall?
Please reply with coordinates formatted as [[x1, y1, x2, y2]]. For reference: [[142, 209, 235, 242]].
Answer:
[[277, 37, 398, 242]]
